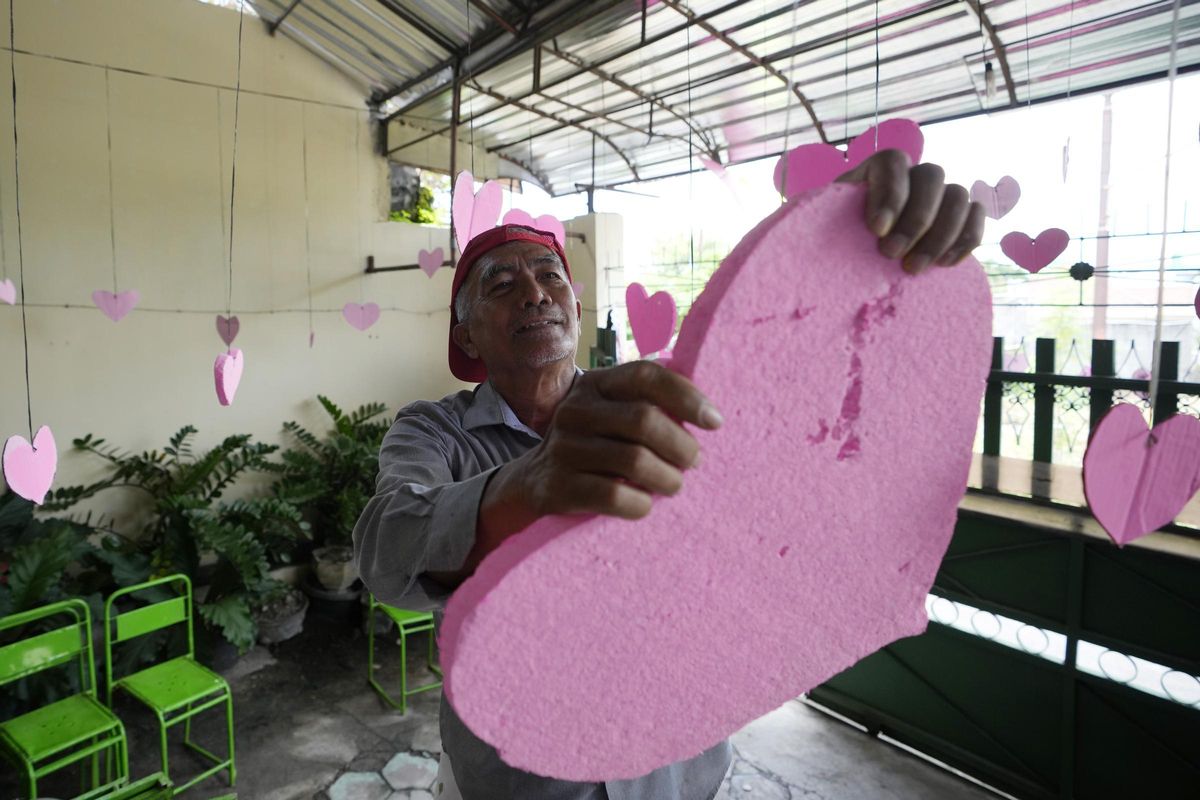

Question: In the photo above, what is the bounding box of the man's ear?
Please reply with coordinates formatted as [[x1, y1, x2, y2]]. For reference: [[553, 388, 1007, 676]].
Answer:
[[452, 322, 479, 359], [575, 298, 582, 321]]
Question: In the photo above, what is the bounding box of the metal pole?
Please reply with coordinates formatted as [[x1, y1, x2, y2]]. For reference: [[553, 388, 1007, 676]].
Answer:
[[449, 61, 461, 257], [1093, 94, 1113, 339]]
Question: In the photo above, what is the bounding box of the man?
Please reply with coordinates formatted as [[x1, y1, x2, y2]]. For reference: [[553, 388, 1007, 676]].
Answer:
[[353, 151, 985, 799]]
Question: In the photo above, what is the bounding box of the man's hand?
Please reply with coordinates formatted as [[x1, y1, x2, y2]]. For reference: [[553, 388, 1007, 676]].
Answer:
[[836, 150, 985, 275]]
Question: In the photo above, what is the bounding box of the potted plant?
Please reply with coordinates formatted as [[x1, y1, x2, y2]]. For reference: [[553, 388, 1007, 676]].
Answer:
[[274, 396, 389, 593], [252, 581, 308, 645]]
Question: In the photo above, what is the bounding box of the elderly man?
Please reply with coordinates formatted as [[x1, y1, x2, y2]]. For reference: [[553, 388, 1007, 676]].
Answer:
[[353, 151, 984, 800]]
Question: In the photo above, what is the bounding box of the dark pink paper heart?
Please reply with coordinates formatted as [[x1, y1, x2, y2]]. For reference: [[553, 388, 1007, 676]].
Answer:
[[440, 184, 993, 780], [1083, 403, 1200, 546], [1001, 229, 1069, 273], [216, 314, 239, 346], [625, 283, 677, 357]]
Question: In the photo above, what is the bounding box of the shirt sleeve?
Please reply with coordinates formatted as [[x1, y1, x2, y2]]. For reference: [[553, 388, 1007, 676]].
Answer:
[[352, 408, 501, 607]]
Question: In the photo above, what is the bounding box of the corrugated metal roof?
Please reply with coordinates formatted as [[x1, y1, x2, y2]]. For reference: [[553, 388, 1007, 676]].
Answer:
[[250, 0, 1200, 196]]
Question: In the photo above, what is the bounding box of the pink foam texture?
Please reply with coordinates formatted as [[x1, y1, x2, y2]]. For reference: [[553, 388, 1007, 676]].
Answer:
[[3, 425, 57, 505], [452, 171, 503, 251], [216, 314, 239, 346], [1083, 403, 1200, 546], [502, 209, 566, 248], [440, 184, 993, 781], [213, 348, 244, 407], [970, 176, 1021, 220], [1000, 229, 1069, 273], [625, 282, 677, 357], [92, 289, 140, 322], [773, 119, 924, 199]]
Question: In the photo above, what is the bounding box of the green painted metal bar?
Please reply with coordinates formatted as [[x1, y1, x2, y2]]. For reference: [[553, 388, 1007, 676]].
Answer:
[[1089, 339, 1115, 431]]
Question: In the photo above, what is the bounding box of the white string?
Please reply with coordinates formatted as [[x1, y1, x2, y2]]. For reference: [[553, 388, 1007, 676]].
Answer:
[[1146, 0, 1183, 437]]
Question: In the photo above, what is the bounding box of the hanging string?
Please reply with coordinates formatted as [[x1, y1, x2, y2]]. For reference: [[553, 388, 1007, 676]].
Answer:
[[104, 68, 118, 293], [301, 104, 315, 344], [873, 0, 880, 148], [355, 113, 365, 304], [9, 0, 32, 440], [686, 16, 695, 307], [225, 0, 246, 321], [1023, 0, 1032, 109], [466, 0, 474, 176], [843, 0, 849, 141], [1146, 0, 1183, 434], [778, 0, 802, 202]]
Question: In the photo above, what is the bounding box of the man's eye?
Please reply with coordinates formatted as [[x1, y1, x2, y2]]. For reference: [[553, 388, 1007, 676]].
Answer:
[[542, 272, 562, 280], [490, 281, 512, 293]]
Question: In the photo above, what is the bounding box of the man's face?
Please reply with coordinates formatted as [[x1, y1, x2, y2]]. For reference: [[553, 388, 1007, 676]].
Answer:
[[452, 240, 581, 376]]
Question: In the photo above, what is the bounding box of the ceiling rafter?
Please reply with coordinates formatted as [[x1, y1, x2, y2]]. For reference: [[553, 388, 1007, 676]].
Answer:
[[960, 0, 1019, 106]]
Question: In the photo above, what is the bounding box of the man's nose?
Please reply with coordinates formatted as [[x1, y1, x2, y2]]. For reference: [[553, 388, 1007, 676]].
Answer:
[[516, 271, 550, 306]]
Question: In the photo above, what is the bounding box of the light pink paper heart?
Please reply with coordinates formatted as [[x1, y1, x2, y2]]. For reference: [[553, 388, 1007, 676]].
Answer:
[[625, 282, 677, 357], [1083, 404, 1200, 546], [502, 209, 566, 248], [418, 248, 445, 278], [571, 281, 584, 297], [441, 184, 993, 780], [699, 156, 726, 178], [970, 176, 1021, 220], [0, 278, 15, 305], [1193, 285, 1198, 320], [92, 289, 140, 322], [216, 314, 239, 346], [2, 425, 57, 505], [213, 348, 244, 407], [452, 171, 503, 250], [1000, 229, 1069, 273], [342, 302, 380, 331], [774, 118, 924, 199]]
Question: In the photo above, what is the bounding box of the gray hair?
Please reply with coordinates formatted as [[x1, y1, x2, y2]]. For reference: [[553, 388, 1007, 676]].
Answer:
[[453, 249, 565, 326]]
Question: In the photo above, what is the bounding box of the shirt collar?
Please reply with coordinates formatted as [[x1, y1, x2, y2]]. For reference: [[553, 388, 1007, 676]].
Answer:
[[463, 367, 585, 440]]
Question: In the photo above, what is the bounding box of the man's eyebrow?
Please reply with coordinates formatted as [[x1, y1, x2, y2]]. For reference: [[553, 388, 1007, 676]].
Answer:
[[478, 261, 515, 286], [532, 254, 563, 268]]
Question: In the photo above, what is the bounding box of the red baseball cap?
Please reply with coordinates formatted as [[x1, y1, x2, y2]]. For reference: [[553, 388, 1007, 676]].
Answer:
[[448, 224, 573, 383]]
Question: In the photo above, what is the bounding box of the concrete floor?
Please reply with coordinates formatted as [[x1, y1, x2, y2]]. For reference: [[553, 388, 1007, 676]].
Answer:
[[4, 611, 1001, 800]]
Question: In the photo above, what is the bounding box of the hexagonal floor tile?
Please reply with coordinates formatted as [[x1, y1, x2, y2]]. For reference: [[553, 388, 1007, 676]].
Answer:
[[328, 771, 391, 800], [382, 751, 439, 790]]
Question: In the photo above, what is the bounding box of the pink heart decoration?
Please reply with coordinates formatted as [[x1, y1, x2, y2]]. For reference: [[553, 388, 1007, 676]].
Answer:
[[213, 348, 244, 407], [970, 176, 1021, 220], [1000, 229, 1070, 273], [774, 118, 924, 199], [440, 184, 993, 780], [625, 283, 677, 357], [2, 425, 57, 505], [699, 156, 726, 178], [571, 281, 584, 297], [418, 248, 445, 278], [1083, 403, 1200, 546], [342, 302, 380, 331], [502, 209, 566, 248], [216, 315, 239, 346], [452, 171, 503, 250], [0, 278, 15, 305], [1193, 285, 1199, 321], [92, 289, 140, 322]]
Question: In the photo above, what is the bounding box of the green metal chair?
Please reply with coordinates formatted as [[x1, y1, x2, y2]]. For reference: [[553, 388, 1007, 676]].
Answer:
[[0, 598, 129, 800], [96, 772, 174, 800], [103, 575, 235, 795], [366, 595, 442, 714]]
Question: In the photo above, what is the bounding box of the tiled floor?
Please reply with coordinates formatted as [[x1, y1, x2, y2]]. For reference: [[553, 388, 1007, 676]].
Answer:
[[2, 611, 1001, 800]]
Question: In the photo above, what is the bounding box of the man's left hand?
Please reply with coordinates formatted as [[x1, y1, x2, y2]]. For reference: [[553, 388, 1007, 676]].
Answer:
[[836, 150, 984, 275]]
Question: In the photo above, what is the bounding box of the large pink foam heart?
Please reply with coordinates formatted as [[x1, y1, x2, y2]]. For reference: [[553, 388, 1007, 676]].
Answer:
[[452, 171, 503, 250], [625, 282, 677, 357], [0, 278, 15, 305], [1083, 403, 1200, 546], [216, 314, 239, 346], [502, 209, 566, 248], [1001, 229, 1069, 273], [441, 183, 993, 780], [971, 176, 1021, 220], [342, 302, 380, 331], [213, 348, 244, 407], [92, 289, 140, 322], [418, 248, 445, 278], [2, 425, 57, 505], [774, 118, 924, 199]]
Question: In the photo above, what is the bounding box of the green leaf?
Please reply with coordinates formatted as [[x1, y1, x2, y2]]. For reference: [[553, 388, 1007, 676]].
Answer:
[[6, 526, 88, 613], [199, 595, 256, 652]]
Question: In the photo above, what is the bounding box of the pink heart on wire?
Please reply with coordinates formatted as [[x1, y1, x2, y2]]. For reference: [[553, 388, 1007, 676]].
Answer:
[[625, 283, 677, 358], [452, 171, 503, 251], [1193, 285, 1199, 321], [2, 425, 57, 505], [1083, 403, 1200, 546], [970, 176, 1022, 220], [0, 278, 15, 305], [216, 315, 239, 346], [342, 302, 380, 331], [502, 209, 566, 248], [774, 118, 924, 199], [1000, 229, 1070, 273], [213, 348, 244, 407], [92, 289, 140, 322], [418, 248, 445, 278]]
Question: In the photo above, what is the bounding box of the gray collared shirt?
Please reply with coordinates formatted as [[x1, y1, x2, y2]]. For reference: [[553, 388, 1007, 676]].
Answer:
[[353, 377, 732, 800]]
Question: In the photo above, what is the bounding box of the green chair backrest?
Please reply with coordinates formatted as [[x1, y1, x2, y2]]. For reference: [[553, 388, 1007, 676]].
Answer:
[[104, 574, 194, 694], [0, 598, 97, 713]]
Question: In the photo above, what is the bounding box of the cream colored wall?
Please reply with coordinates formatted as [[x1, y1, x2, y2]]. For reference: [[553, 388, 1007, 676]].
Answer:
[[0, 0, 473, 516]]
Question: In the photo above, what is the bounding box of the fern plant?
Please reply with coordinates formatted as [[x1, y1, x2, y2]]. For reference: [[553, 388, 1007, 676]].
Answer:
[[274, 396, 389, 550]]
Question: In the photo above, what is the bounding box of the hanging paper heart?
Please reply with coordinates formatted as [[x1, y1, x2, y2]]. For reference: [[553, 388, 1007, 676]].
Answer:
[[215, 314, 239, 346], [452, 171, 503, 250], [1001, 229, 1069, 273], [342, 302, 380, 331], [774, 118, 924, 199], [213, 348, 244, 407], [418, 248, 445, 278], [92, 289, 140, 322], [699, 156, 726, 178], [440, 183, 993, 780], [1062, 137, 1071, 183], [2, 425, 57, 505], [0, 278, 15, 305], [625, 283, 677, 358], [970, 176, 1021, 220], [502, 209, 566, 248], [1083, 403, 1200, 546], [571, 281, 585, 297], [1193, 285, 1199, 321]]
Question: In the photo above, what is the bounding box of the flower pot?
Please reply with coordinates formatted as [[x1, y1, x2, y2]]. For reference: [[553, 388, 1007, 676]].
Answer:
[[313, 545, 357, 591], [255, 588, 309, 645]]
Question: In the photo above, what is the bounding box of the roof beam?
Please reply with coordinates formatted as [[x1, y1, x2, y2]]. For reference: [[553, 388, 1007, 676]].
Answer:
[[960, 0, 1019, 105], [267, 0, 303, 35], [373, 0, 460, 54], [469, 0, 519, 35]]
